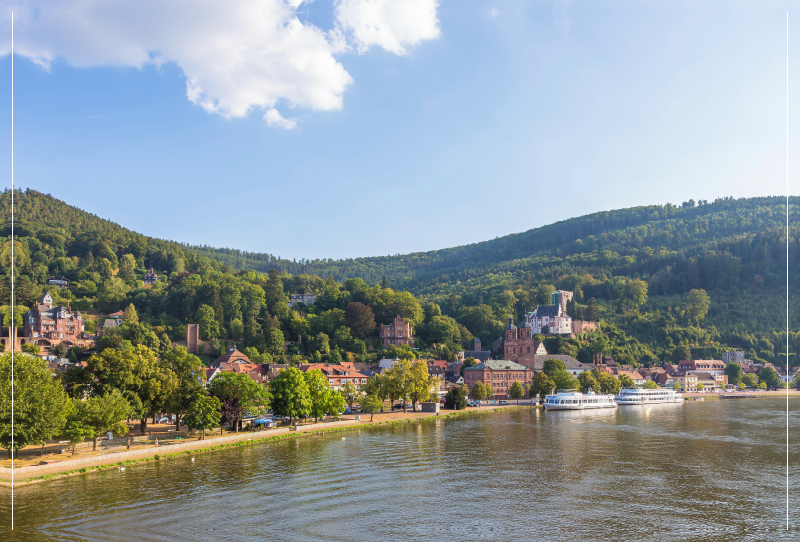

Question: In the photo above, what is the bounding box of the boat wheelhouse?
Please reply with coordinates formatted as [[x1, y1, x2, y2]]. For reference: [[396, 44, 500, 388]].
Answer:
[[543, 389, 617, 410], [615, 387, 683, 405]]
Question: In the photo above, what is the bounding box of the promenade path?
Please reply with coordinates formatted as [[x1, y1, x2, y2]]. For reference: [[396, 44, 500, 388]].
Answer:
[[0, 402, 531, 483]]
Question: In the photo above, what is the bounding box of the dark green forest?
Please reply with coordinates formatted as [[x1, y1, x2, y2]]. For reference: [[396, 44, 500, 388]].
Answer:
[[1, 188, 797, 369]]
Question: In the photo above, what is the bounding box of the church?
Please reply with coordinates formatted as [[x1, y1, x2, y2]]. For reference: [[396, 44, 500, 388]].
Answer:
[[502, 317, 547, 364]]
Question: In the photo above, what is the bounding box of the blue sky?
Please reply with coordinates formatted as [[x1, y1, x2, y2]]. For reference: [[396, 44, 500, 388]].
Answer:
[[0, 0, 798, 260]]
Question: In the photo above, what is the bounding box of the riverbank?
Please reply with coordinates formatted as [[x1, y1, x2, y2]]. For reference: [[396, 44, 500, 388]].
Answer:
[[0, 403, 532, 486]]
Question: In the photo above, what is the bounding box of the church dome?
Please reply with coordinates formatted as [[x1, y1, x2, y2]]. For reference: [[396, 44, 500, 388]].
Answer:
[[519, 320, 532, 329], [505, 317, 517, 331]]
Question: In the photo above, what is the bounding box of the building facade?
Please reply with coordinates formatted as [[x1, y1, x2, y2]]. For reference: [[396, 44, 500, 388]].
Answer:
[[143, 268, 158, 285], [722, 351, 745, 365], [502, 317, 547, 364], [463, 360, 535, 399], [676, 360, 726, 375], [300, 363, 369, 390], [23, 292, 86, 344], [528, 304, 572, 335], [380, 316, 414, 346], [287, 293, 318, 308], [46, 275, 70, 289]]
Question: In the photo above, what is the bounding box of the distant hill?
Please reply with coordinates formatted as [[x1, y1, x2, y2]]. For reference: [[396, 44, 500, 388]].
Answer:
[[2, 188, 797, 369]]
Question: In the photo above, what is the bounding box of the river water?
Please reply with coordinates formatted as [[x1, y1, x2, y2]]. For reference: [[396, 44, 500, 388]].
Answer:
[[2, 398, 799, 541]]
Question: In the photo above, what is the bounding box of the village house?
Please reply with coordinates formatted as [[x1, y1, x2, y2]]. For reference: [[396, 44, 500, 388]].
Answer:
[[46, 275, 70, 289], [143, 268, 158, 286], [23, 292, 88, 348], [676, 360, 726, 375], [287, 293, 318, 308], [673, 374, 699, 392], [463, 360, 535, 399], [502, 318, 548, 364], [299, 363, 369, 390], [693, 372, 728, 391], [380, 316, 414, 346]]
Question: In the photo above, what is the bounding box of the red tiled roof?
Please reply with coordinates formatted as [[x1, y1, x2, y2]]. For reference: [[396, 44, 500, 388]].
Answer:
[[211, 348, 252, 367]]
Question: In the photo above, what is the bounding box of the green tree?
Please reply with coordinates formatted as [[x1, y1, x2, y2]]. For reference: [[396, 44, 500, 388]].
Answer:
[[643, 380, 659, 389], [185, 395, 222, 440], [543, 359, 567, 378], [339, 380, 363, 411], [0, 354, 71, 457], [622, 279, 648, 312], [584, 297, 601, 321], [724, 362, 743, 385], [359, 374, 386, 402], [758, 366, 781, 388], [84, 345, 178, 434], [741, 373, 758, 388], [530, 372, 555, 401], [470, 381, 487, 400], [509, 380, 524, 404], [460, 357, 478, 375], [408, 360, 440, 410], [696, 383, 705, 392], [686, 288, 711, 328], [592, 369, 622, 394], [578, 371, 597, 393], [672, 345, 692, 363], [303, 369, 343, 422], [162, 346, 205, 431], [123, 303, 139, 325], [208, 372, 270, 432], [443, 387, 467, 410], [269, 367, 312, 423], [228, 318, 244, 340], [619, 374, 635, 388], [68, 389, 131, 451], [265, 327, 285, 356], [384, 358, 412, 410], [552, 370, 579, 391], [345, 302, 376, 337], [361, 394, 383, 421], [196, 304, 220, 340], [21, 343, 39, 355], [118, 253, 137, 282], [673, 381, 681, 391]]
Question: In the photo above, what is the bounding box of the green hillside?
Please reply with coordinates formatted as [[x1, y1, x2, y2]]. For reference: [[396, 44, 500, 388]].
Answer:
[[1, 188, 797, 370]]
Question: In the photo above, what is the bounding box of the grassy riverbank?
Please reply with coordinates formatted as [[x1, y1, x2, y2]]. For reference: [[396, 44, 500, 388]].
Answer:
[[1, 403, 533, 486]]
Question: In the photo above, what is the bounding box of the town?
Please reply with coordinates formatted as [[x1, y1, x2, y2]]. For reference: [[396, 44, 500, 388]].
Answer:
[[2, 279, 794, 470]]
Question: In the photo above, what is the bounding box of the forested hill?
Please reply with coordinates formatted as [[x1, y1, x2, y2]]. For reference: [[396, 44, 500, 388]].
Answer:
[[192, 196, 799, 296], [2, 188, 798, 369]]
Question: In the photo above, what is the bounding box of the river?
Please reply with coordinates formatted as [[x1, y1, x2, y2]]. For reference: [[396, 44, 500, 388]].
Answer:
[[2, 398, 799, 541]]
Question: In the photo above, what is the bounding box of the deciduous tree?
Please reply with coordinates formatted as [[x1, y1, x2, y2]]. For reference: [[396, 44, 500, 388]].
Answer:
[[185, 395, 222, 440], [0, 354, 71, 457]]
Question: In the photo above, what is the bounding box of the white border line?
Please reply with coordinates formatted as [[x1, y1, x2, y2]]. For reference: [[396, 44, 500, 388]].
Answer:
[[10, 10, 13, 532], [786, 11, 790, 534]]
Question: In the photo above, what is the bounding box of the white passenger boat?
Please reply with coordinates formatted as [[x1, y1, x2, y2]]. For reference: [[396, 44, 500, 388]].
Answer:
[[543, 389, 617, 410], [615, 387, 683, 405]]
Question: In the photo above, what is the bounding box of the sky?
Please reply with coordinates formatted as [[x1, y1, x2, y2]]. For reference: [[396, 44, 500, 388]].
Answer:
[[0, 0, 798, 261]]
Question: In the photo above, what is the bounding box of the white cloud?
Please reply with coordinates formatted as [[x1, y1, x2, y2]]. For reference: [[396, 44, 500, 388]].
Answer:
[[334, 0, 440, 55], [263, 108, 298, 130], [0, 0, 440, 127]]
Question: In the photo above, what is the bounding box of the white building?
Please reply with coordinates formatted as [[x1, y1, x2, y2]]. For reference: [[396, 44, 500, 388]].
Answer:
[[528, 303, 572, 335]]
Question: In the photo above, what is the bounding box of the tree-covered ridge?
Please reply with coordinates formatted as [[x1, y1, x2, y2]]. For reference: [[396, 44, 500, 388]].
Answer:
[[1, 188, 797, 372], [190, 196, 798, 292]]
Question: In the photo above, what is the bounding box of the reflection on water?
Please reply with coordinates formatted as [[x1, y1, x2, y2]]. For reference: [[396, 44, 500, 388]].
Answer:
[[1, 399, 799, 541]]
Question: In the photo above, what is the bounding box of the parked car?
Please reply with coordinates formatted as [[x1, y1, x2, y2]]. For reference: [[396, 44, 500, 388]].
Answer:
[[156, 415, 174, 424], [344, 406, 352, 414], [499, 400, 509, 405], [392, 404, 405, 410]]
